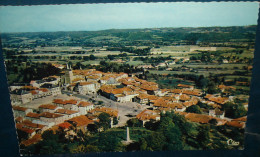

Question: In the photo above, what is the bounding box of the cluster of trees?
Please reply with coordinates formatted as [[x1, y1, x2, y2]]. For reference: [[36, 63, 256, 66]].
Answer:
[[223, 102, 247, 119], [107, 53, 128, 60], [5, 61, 61, 84], [126, 112, 221, 151], [107, 47, 151, 56], [133, 55, 172, 64]]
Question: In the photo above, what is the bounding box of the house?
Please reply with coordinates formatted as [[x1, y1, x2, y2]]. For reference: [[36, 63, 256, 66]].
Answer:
[[226, 116, 246, 129], [16, 123, 36, 139], [154, 89, 169, 97], [179, 94, 191, 101], [55, 109, 80, 120], [91, 107, 119, 118], [42, 76, 59, 85], [99, 85, 116, 98], [19, 120, 48, 133], [39, 112, 65, 125], [77, 82, 97, 95], [9, 83, 30, 91], [13, 106, 33, 118], [40, 83, 61, 96], [58, 122, 72, 131], [20, 134, 42, 147], [53, 99, 78, 111], [136, 109, 160, 126], [39, 104, 61, 113], [30, 80, 46, 88], [67, 115, 94, 132], [25, 112, 41, 121], [10, 89, 33, 104], [209, 108, 225, 119], [184, 113, 213, 124], [135, 93, 150, 105], [77, 101, 94, 115]]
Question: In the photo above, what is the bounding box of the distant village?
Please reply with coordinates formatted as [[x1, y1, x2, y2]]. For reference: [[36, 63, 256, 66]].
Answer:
[[10, 63, 247, 147]]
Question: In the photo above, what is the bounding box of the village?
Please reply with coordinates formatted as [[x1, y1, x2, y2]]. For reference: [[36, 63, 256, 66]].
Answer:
[[10, 63, 247, 147]]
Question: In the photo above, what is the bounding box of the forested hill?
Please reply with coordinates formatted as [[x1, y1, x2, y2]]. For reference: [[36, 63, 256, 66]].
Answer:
[[1, 25, 257, 47]]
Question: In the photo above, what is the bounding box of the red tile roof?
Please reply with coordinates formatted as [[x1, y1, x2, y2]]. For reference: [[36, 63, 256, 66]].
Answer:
[[21, 134, 42, 146], [26, 112, 40, 119], [226, 121, 245, 128], [136, 109, 160, 121], [16, 123, 35, 134], [179, 94, 191, 101], [22, 120, 45, 129], [77, 101, 93, 107], [40, 112, 63, 118], [39, 104, 57, 110], [58, 122, 72, 129], [232, 116, 247, 122], [185, 113, 212, 124], [67, 115, 93, 127], [13, 106, 28, 112], [94, 107, 119, 117], [56, 109, 78, 115]]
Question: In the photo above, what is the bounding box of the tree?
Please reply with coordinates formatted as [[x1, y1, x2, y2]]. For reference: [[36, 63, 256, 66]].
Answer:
[[127, 118, 142, 127], [113, 117, 118, 125], [223, 102, 247, 119], [97, 133, 123, 152], [185, 105, 202, 114], [98, 113, 111, 131], [144, 132, 166, 151], [196, 125, 210, 149], [90, 54, 96, 60]]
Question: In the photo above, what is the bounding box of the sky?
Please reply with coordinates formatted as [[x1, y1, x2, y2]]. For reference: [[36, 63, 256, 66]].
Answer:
[[0, 2, 259, 33]]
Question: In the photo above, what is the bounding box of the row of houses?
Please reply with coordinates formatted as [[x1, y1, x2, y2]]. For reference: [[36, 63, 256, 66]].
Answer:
[[10, 75, 62, 104], [13, 97, 119, 146]]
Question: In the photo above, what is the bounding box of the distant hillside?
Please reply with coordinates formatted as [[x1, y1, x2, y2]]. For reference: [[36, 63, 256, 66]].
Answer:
[[1, 26, 257, 47]]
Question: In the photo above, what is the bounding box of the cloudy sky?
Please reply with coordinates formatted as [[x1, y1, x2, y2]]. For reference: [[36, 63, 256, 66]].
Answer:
[[0, 2, 259, 33]]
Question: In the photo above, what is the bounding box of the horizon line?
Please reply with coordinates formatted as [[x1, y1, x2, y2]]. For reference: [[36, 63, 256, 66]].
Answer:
[[1, 24, 257, 34]]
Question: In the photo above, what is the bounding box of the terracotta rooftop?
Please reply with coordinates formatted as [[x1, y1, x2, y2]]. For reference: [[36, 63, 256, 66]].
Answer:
[[208, 97, 229, 105], [22, 120, 45, 129], [67, 115, 93, 127], [72, 78, 85, 82], [15, 117, 23, 123], [94, 107, 119, 117], [136, 109, 160, 121], [77, 101, 93, 107], [26, 112, 40, 119], [79, 82, 93, 86], [185, 113, 213, 124], [21, 134, 42, 146], [56, 109, 78, 115], [100, 85, 116, 93], [58, 122, 72, 129], [232, 116, 247, 122], [179, 94, 191, 101], [182, 90, 202, 96], [39, 104, 58, 110], [53, 99, 78, 105], [38, 88, 49, 92], [16, 123, 35, 134], [40, 112, 63, 118], [111, 87, 132, 95], [226, 121, 245, 128], [13, 106, 28, 112], [22, 86, 38, 90]]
